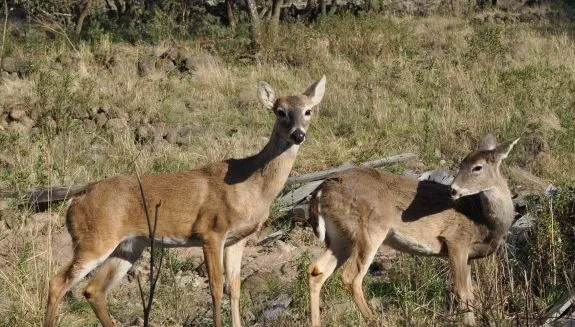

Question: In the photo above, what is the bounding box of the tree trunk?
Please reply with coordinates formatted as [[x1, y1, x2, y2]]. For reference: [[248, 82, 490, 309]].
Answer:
[[245, 0, 261, 50], [319, 0, 326, 15], [328, 1, 337, 14], [74, 0, 92, 35], [226, 0, 236, 31], [270, 0, 283, 38]]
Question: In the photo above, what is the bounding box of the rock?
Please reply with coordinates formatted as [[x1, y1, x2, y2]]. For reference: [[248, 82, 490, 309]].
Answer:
[[128, 316, 144, 327], [545, 184, 558, 198], [135, 124, 153, 143], [105, 118, 128, 131], [155, 58, 175, 72], [137, 56, 155, 76], [8, 109, 26, 121], [44, 116, 58, 130], [99, 104, 111, 115], [55, 52, 75, 67], [83, 119, 97, 133], [95, 113, 108, 128], [89, 106, 99, 118], [1, 57, 22, 73], [20, 116, 35, 129], [418, 170, 454, 185], [181, 55, 196, 73], [274, 240, 296, 254], [165, 128, 179, 145], [262, 294, 292, 322], [8, 121, 29, 133]]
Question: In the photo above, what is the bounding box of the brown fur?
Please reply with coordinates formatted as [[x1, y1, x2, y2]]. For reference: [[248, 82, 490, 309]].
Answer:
[[307, 134, 519, 326], [43, 76, 326, 327]]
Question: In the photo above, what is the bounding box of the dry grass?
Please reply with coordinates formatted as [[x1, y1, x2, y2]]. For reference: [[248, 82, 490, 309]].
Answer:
[[0, 7, 574, 326]]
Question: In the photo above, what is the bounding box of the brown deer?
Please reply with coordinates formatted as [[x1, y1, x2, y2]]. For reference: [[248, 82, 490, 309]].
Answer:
[[43, 76, 326, 327], [307, 134, 519, 326]]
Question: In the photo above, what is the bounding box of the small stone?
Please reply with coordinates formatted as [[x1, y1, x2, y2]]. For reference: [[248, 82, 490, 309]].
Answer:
[[181, 55, 196, 73], [20, 116, 35, 128], [178, 126, 191, 137], [155, 58, 175, 72], [55, 52, 74, 67], [9, 109, 26, 121], [128, 316, 144, 327], [137, 57, 155, 76], [95, 113, 108, 128], [89, 106, 99, 118], [99, 104, 111, 115], [105, 118, 128, 131], [44, 117, 58, 130], [275, 240, 296, 254], [263, 294, 292, 322], [1, 57, 21, 73], [135, 124, 153, 143], [8, 121, 29, 133], [83, 119, 97, 133], [165, 128, 178, 144]]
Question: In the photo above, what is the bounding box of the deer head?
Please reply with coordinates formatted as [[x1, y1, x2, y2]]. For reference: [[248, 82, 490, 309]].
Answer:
[[450, 134, 519, 200], [258, 76, 326, 145]]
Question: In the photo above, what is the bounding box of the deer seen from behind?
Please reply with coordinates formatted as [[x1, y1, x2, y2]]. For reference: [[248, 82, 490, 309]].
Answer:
[[43, 76, 327, 327], [307, 134, 519, 326]]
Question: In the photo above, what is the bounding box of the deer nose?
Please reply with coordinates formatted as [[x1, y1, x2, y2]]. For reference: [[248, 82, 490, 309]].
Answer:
[[449, 187, 459, 199], [290, 129, 306, 144]]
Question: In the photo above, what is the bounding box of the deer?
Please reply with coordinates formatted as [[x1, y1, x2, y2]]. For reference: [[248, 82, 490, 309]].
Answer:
[[43, 76, 326, 327], [307, 134, 519, 326]]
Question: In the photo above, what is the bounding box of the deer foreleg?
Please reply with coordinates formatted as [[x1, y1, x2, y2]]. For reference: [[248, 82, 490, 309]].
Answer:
[[203, 235, 225, 327], [448, 246, 475, 326], [225, 238, 247, 327]]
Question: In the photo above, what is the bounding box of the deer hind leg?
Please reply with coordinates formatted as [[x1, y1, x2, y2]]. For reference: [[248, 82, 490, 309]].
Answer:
[[44, 246, 117, 327], [83, 238, 146, 327], [203, 235, 225, 327], [308, 227, 352, 327], [448, 245, 475, 326], [224, 238, 247, 327], [341, 235, 385, 323]]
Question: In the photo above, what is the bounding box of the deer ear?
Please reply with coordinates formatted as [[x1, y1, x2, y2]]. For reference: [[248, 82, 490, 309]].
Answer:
[[303, 75, 326, 107], [258, 81, 276, 110], [477, 133, 497, 151], [494, 138, 520, 161]]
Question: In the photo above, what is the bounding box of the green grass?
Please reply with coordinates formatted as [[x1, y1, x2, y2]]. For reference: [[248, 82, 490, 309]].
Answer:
[[1, 6, 574, 326]]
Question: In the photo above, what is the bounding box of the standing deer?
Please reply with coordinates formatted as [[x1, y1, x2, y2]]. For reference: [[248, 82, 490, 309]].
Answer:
[[43, 76, 326, 327], [307, 134, 519, 326]]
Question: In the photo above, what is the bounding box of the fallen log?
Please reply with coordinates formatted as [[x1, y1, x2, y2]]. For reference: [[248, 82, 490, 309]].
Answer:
[[285, 153, 416, 185], [0, 153, 415, 207]]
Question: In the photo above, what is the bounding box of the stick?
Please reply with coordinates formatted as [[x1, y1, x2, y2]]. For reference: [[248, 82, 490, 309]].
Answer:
[[285, 153, 416, 185]]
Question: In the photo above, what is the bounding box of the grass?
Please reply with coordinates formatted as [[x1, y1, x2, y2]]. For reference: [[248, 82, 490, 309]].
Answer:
[[0, 4, 575, 326]]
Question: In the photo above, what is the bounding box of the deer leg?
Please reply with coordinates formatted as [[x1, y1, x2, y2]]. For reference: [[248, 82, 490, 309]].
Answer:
[[225, 238, 247, 327], [308, 231, 351, 327], [448, 246, 475, 326], [341, 238, 382, 323], [203, 235, 225, 327], [83, 239, 146, 327], [44, 246, 116, 327]]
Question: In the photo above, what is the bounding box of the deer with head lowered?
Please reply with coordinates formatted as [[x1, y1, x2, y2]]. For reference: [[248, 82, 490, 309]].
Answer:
[[307, 134, 519, 326], [43, 76, 326, 327]]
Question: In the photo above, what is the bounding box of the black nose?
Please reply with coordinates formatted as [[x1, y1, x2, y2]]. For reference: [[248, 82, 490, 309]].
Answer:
[[290, 129, 306, 144], [450, 188, 457, 197]]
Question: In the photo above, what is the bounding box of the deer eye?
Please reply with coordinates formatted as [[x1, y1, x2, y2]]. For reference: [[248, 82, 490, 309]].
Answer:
[[276, 108, 287, 118], [472, 165, 483, 173], [304, 109, 312, 116]]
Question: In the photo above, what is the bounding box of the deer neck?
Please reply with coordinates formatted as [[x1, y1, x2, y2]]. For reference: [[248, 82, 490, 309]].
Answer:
[[479, 182, 514, 233], [237, 129, 299, 201]]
